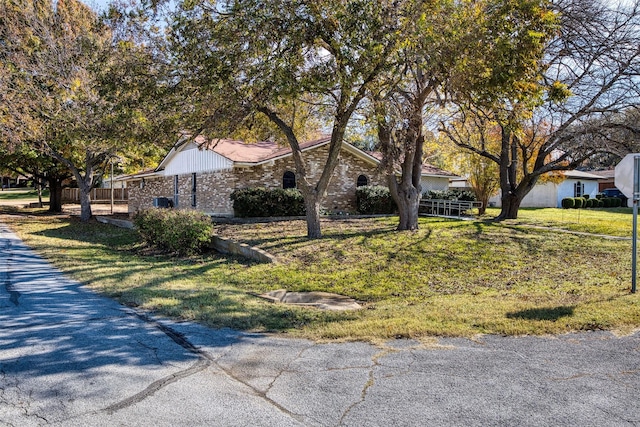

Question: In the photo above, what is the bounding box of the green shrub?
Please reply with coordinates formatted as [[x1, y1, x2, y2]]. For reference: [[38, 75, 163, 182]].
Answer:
[[134, 208, 213, 256], [585, 198, 595, 208], [424, 190, 477, 201], [572, 197, 583, 209], [602, 197, 612, 208], [356, 185, 397, 214], [230, 187, 305, 217], [561, 198, 575, 209], [597, 199, 604, 207], [583, 194, 590, 200], [611, 197, 622, 208]]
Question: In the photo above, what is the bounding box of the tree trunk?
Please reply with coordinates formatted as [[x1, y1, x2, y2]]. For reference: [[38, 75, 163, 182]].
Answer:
[[35, 180, 43, 208], [302, 192, 322, 239], [78, 180, 93, 222], [48, 178, 63, 213], [394, 184, 421, 231], [497, 192, 521, 220]]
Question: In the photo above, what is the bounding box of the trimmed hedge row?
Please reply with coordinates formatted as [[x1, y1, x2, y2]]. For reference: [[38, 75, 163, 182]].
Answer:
[[133, 208, 213, 256], [356, 185, 397, 214], [423, 190, 477, 201], [561, 197, 622, 209], [231, 187, 305, 217]]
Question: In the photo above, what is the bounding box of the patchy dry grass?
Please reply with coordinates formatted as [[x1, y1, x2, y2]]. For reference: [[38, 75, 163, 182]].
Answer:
[[2, 207, 639, 342]]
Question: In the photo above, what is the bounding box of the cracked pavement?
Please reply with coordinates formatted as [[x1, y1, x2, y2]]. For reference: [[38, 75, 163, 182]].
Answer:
[[1, 223, 640, 426]]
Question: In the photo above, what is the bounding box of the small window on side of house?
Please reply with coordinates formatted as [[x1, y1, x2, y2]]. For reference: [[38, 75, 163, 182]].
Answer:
[[174, 175, 179, 207], [283, 171, 296, 189], [357, 175, 368, 187], [191, 173, 197, 207], [574, 181, 584, 197]]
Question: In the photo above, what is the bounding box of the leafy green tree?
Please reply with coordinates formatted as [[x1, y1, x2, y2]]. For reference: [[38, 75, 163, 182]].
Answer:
[[372, 0, 556, 229], [443, 0, 640, 220], [166, 0, 406, 238], [0, 143, 72, 210], [0, 0, 174, 221]]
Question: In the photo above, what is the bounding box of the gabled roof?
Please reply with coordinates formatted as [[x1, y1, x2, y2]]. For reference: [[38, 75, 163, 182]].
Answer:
[[366, 152, 458, 178], [585, 169, 615, 179], [562, 170, 603, 180], [149, 134, 456, 178], [197, 135, 333, 165], [113, 168, 158, 182]]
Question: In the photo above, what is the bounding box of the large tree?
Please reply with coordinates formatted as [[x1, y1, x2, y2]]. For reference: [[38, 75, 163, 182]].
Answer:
[[167, 0, 406, 238], [371, 0, 557, 230], [0, 143, 72, 211], [443, 0, 640, 219], [0, 0, 173, 221]]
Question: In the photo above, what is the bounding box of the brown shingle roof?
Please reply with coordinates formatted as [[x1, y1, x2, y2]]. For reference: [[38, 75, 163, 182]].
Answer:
[[366, 152, 457, 177], [195, 135, 332, 164]]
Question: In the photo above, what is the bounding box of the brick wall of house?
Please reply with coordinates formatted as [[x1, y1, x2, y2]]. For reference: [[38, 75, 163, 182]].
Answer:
[[128, 144, 385, 216]]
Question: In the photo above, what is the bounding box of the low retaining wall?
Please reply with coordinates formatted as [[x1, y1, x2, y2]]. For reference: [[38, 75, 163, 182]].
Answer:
[[95, 216, 135, 229], [208, 235, 277, 264], [96, 216, 276, 263]]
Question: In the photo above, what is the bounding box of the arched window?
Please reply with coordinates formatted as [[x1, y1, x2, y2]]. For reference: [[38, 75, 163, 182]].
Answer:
[[574, 181, 584, 197], [283, 171, 296, 189], [357, 174, 368, 187]]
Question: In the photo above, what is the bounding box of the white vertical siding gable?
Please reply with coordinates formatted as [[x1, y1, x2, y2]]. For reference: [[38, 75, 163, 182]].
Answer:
[[163, 147, 233, 176]]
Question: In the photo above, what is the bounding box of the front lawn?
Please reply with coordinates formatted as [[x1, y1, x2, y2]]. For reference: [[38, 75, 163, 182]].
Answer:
[[0, 188, 49, 201], [484, 206, 633, 237], [2, 208, 638, 342]]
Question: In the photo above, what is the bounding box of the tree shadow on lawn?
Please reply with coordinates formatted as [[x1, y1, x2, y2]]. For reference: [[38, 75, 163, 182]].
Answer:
[[506, 305, 575, 321], [472, 221, 563, 256]]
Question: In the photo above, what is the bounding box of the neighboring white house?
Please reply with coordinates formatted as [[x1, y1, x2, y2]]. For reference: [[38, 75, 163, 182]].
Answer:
[[489, 170, 602, 208]]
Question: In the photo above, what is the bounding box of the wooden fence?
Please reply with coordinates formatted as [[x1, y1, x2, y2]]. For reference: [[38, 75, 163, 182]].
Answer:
[[61, 188, 128, 203]]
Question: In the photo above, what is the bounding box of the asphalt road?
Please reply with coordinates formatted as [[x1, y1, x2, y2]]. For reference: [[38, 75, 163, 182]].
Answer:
[[1, 222, 640, 426]]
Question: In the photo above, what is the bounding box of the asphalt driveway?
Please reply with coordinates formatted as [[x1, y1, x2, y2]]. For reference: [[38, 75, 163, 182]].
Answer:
[[1, 222, 640, 426]]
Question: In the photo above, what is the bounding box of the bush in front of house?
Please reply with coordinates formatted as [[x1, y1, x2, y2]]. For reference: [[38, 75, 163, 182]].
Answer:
[[230, 187, 305, 217], [611, 197, 622, 208], [356, 185, 397, 214], [602, 197, 612, 208], [134, 208, 213, 256], [585, 198, 595, 208], [424, 190, 477, 201], [571, 197, 583, 208], [561, 197, 575, 209]]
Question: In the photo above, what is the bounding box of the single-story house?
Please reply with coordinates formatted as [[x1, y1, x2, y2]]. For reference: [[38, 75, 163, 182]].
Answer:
[[120, 135, 457, 216], [489, 170, 604, 208]]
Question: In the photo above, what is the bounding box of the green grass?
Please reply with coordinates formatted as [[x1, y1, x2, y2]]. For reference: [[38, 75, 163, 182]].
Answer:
[[2, 207, 639, 342], [484, 206, 633, 237], [0, 188, 49, 201]]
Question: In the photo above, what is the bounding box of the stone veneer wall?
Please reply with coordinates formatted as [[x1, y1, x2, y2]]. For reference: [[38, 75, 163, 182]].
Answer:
[[128, 144, 385, 216]]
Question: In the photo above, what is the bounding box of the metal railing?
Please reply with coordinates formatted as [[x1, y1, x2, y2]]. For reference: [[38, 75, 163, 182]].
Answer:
[[419, 199, 483, 218]]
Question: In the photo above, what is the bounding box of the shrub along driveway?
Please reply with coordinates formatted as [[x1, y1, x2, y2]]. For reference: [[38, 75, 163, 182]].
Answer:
[[2, 221, 640, 426]]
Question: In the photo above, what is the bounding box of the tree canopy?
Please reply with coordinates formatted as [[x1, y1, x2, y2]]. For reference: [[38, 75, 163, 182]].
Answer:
[[0, 0, 175, 220], [443, 0, 640, 219]]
